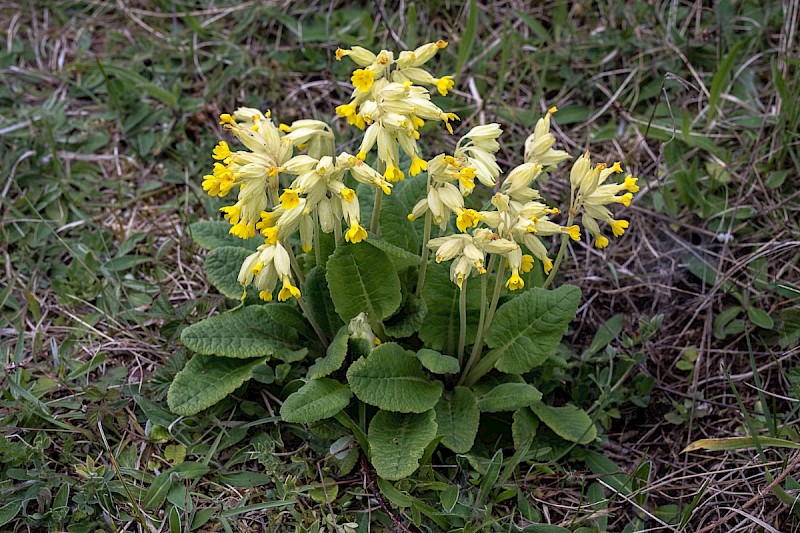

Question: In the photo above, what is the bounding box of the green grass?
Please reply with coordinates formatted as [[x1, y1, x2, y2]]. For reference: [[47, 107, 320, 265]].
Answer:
[[1, 0, 799, 531]]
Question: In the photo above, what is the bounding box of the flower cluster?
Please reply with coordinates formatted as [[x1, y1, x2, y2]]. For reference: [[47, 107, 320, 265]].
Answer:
[[201, 40, 639, 303], [421, 108, 638, 291]]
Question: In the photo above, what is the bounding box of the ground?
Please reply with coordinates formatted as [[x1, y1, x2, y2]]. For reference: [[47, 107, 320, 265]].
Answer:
[[1, 1, 799, 532]]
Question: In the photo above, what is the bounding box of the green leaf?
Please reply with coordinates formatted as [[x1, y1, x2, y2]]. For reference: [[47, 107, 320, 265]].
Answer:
[[384, 297, 427, 338], [307, 326, 349, 379], [487, 286, 580, 374], [167, 355, 267, 416], [530, 401, 597, 444], [378, 174, 427, 253], [304, 266, 344, 339], [434, 387, 479, 453], [189, 221, 261, 250], [205, 246, 250, 299], [347, 342, 443, 413], [181, 305, 307, 360], [369, 409, 438, 480], [419, 262, 481, 352], [477, 383, 542, 412], [747, 306, 774, 330], [416, 348, 460, 375], [280, 378, 352, 424], [326, 243, 402, 322], [512, 408, 539, 451], [365, 236, 420, 271]]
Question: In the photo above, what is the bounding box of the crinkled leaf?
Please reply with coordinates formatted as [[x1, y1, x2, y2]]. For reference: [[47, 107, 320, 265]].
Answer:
[[189, 221, 261, 250], [417, 348, 460, 375], [181, 305, 307, 360], [477, 383, 543, 412], [512, 407, 539, 451], [347, 342, 443, 413], [326, 243, 402, 322], [167, 355, 267, 416], [419, 262, 481, 352], [365, 236, 420, 271], [204, 246, 250, 299], [369, 409, 438, 480], [434, 387, 479, 453], [280, 378, 352, 424], [530, 401, 597, 444], [487, 286, 580, 374], [304, 266, 344, 339], [378, 173, 427, 253], [384, 297, 427, 338], [307, 326, 349, 379]]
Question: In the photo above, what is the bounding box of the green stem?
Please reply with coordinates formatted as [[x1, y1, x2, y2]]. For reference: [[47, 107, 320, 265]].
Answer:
[[295, 294, 328, 347], [543, 214, 575, 289], [370, 188, 383, 235], [459, 254, 495, 384], [313, 210, 322, 267], [460, 259, 506, 386], [457, 277, 468, 367], [285, 242, 305, 284], [415, 211, 433, 298]]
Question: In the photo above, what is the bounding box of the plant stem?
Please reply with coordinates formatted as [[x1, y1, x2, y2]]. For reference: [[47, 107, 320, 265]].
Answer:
[[295, 294, 328, 346], [459, 254, 495, 384], [415, 211, 432, 298], [370, 188, 383, 235], [543, 214, 574, 289], [313, 210, 322, 267], [457, 277, 468, 367], [459, 259, 506, 386], [285, 242, 305, 284]]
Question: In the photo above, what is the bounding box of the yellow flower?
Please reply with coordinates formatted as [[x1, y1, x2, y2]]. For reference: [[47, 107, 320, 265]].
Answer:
[[230, 221, 255, 239], [624, 175, 639, 192], [456, 209, 481, 232], [410, 115, 425, 129], [617, 193, 633, 207], [259, 290, 273, 302], [594, 235, 610, 248], [435, 76, 455, 96], [278, 277, 301, 301], [279, 189, 300, 210], [341, 187, 356, 202], [221, 205, 241, 225], [409, 156, 427, 176], [251, 261, 264, 275], [212, 141, 231, 160], [566, 225, 581, 241], [520, 254, 534, 274], [457, 167, 477, 190], [384, 165, 405, 182], [351, 69, 375, 92], [345, 222, 368, 243], [219, 113, 236, 126], [505, 269, 524, 291], [262, 226, 279, 244], [608, 219, 629, 237]]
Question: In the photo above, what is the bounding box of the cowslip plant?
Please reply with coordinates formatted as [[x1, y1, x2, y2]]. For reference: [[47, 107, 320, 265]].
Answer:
[[168, 40, 640, 481]]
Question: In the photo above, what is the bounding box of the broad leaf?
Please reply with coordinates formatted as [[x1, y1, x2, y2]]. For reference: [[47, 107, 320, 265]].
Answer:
[[280, 378, 352, 423], [378, 173, 427, 253], [326, 243, 402, 322], [487, 286, 580, 374], [530, 401, 597, 444], [369, 409, 438, 480], [512, 408, 539, 451], [384, 297, 427, 338], [347, 342, 443, 413], [181, 305, 307, 360], [477, 383, 543, 412], [419, 262, 482, 352], [307, 326, 349, 379], [365, 236, 420, 271], [204, 246, 251, 300], [304, 266, 344, 339], [168, 355, 267, 416], [434, 387, 479, 453], [189, 221, 261, 250], [417, 348, 460, 375]]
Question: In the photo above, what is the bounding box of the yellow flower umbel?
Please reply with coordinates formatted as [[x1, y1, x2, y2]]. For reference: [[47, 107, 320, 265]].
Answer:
[[523, 107, 571, 168], [569, 152, 638, 248]]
